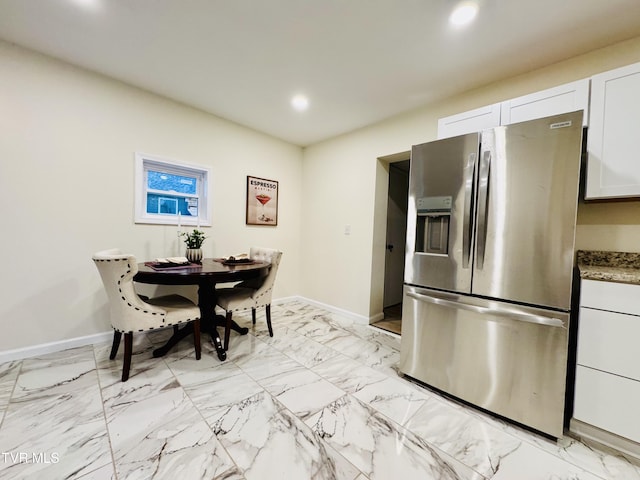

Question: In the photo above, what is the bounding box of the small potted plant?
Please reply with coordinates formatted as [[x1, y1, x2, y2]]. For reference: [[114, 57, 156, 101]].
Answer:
[[180, 229, 206, 263]]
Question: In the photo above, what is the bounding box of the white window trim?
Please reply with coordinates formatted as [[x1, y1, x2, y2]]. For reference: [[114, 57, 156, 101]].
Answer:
[[134, 152, 212, 226]]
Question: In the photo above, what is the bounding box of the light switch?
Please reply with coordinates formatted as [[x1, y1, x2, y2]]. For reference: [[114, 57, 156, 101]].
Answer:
[[344, 225, 351, 235]]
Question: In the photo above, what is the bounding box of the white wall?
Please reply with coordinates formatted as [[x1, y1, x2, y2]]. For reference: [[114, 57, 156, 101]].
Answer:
[[301, 112, 436, 321], [3, 34, 640, 356], [302, 35, 640, 321], [0, 41, 302, 353]]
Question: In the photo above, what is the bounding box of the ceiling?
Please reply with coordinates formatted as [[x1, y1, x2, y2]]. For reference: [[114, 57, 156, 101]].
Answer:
[[1, 0, 640, 147]]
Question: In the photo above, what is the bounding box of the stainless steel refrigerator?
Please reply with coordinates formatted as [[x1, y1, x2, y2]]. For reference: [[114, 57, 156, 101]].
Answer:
[[399, 111, 584, 438]]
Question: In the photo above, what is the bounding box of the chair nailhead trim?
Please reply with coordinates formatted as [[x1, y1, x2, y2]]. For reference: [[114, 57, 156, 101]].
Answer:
[[114, 317, 200, 334], [112, 261, 166, 318]]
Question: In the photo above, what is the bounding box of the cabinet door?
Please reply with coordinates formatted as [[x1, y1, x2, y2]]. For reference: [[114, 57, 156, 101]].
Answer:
[[586, 62, 640, 199], [437, 104, 500, 139], [500, 79, 590, 126], [574, 365, 640, 443]]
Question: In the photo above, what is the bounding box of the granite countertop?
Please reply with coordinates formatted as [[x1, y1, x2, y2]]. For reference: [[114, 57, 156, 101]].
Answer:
[[577, 250, 640, 285]]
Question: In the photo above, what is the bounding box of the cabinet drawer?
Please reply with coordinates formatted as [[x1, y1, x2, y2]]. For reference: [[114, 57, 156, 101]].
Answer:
[[577, 307, 640, 381], [580, 279, 640, 315], [574, 366, 640, 443]]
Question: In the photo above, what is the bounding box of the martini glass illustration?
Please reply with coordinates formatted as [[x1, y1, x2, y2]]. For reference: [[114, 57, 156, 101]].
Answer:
[[256, 193, 271, 221]]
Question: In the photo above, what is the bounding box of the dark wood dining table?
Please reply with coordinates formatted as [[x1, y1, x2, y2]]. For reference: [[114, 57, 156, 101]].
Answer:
[[134, 258, 270, 360]]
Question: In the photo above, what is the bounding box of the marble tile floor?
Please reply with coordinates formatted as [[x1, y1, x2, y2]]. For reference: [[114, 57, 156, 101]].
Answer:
[[0, 301, 639, 480]]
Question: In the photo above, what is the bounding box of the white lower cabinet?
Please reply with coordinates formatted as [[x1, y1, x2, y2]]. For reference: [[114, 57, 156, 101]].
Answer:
[[574, 366, 640, 443], [577, 307, 640, 380], [572, 279, 640, 451], [580, 278, 640, 315]]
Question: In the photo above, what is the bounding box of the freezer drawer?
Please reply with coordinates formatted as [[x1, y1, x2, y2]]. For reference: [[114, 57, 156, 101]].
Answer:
[[399, 285, 571, 438]]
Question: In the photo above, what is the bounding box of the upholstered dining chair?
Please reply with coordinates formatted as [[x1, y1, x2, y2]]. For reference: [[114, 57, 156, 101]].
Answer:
[[216, 247, 283, 350], [93, 249, 201, 381]]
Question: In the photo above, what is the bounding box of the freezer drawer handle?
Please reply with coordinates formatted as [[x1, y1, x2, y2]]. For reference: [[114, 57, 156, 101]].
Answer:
[[406, 291, 565, 328]]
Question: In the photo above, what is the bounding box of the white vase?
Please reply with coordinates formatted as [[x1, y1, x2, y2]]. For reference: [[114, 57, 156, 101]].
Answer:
[[186, 248, 203, 264]]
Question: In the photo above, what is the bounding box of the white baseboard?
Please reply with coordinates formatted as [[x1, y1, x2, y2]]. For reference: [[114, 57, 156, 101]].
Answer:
[[272, 295, 300, 306], [0, 297, 381, 364], [569, 418, 640, 465], [0, 331, 114, 364], [219, 296, 378, 324], [293, 296, 380, 325]]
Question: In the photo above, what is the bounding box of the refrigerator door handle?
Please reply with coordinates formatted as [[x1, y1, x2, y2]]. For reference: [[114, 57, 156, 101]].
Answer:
[[475, 149, 491, 269], [406, 291, 566, 328], [462, 153, 476, 269]]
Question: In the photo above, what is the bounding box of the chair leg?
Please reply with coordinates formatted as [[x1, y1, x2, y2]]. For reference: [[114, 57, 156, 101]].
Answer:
[[193, 319, 201, 360], [224, 311, 233, 351], [122, 332, 133, 382], [109, 330, 122, 360], [251, 308, 256, 325], [266, 304, 273, 337]]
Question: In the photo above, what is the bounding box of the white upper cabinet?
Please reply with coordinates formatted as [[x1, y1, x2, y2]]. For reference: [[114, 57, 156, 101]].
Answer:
[[436, 103, 501, 139], [500, 79, 590, 127], [437, 79, 589, 140], [586, 62, 640, 199], [437, 63, 640, 200]]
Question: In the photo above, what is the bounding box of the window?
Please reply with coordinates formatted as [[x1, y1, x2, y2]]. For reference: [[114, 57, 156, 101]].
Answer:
[[134, 153, 211, 226]]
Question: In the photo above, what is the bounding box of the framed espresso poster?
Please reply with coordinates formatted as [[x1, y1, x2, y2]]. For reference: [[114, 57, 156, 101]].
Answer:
[[246, 176, 278, 226]]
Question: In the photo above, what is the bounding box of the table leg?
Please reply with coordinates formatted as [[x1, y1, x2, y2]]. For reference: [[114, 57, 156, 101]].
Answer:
[[152, 320, 226, 360], [152, 286, 227, 361], [214, 314, 249, 335], [198, 283, 227, 361], [152, 323, 193, 358], [150, 284, 249, 359]]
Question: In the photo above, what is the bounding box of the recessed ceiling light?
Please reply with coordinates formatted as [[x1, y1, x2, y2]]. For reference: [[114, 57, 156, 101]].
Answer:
[[291, 94, 309, 112], [70, 0, 102, 10], [449, 1, 478, 27]]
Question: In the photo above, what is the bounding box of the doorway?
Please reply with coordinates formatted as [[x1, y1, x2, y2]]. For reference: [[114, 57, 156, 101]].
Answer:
[[373, 159, 409, 335]]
